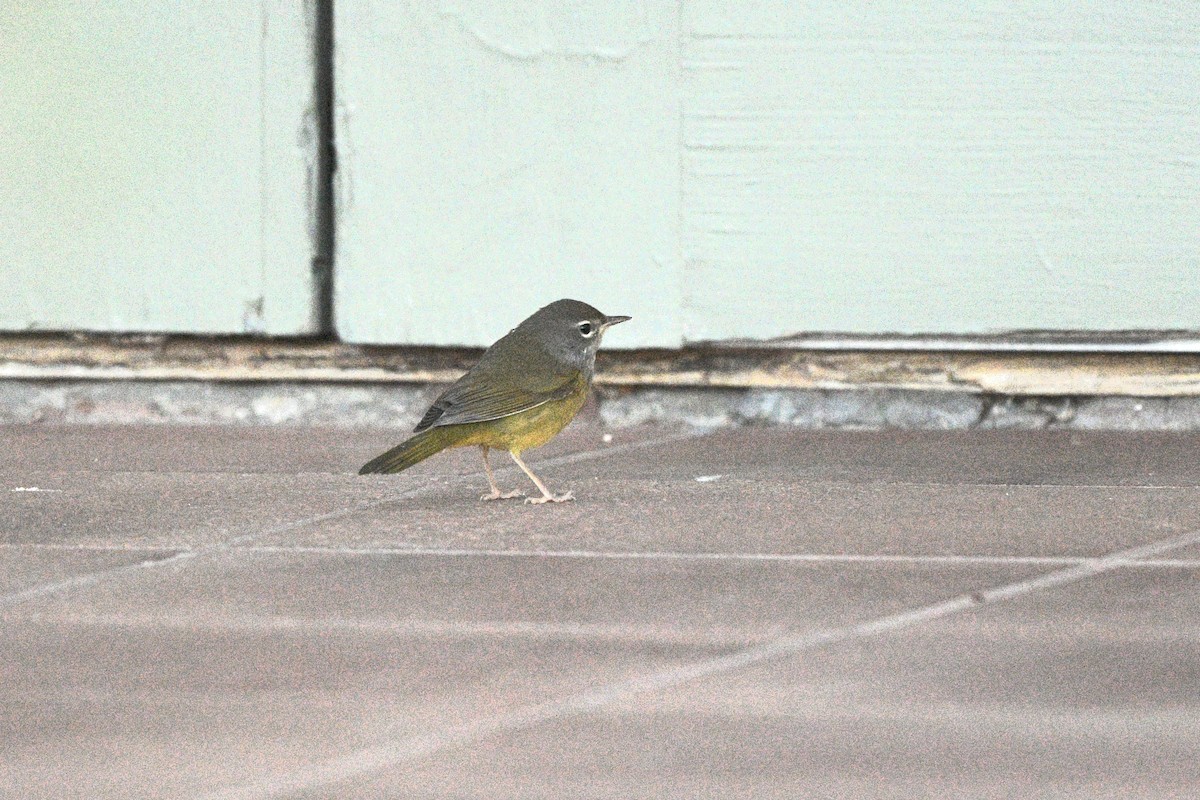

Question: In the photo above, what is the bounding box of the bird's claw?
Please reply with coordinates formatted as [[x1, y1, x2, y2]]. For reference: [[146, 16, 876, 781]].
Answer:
[[525, 491, 574, 505], [480, 490, 524, 501]]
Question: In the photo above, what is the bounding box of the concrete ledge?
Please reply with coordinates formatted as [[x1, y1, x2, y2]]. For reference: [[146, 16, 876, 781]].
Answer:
[[5, 334, 1200, 429], [3, 333, 1200, 396], [599, 388, 1200, 430], [6, 380, 1200, 431]]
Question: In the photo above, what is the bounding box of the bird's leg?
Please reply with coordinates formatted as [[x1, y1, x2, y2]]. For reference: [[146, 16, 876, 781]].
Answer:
[[479, 446, 523, 501], [510, 451, 574, 504]]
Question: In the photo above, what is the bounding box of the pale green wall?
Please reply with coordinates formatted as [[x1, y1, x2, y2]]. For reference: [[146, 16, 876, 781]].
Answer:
[[681, 2, 1200, 342], [335, 1, 1200, 347], [4, 2, 1199, 346], [333, 0, 682, 347], [0, 2, 318, 334]]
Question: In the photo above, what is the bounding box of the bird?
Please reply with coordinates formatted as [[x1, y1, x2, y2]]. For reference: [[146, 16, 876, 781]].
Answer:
[[358, 299, 631, 504]]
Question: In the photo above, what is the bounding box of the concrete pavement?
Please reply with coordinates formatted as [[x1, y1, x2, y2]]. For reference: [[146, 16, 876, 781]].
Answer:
[[2, 423, 1198, 798]]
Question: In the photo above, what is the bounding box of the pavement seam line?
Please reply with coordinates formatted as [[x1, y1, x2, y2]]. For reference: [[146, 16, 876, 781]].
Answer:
[[0, 430, 705, 608], [201, 525, 1200, 800], [221, 545, 1200, 569], [8, 544, 1200, 570], [19, 610, 777, 647]]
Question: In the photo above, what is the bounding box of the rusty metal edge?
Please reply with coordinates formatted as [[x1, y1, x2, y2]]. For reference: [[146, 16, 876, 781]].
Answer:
[[2, 333, 1200, 397]]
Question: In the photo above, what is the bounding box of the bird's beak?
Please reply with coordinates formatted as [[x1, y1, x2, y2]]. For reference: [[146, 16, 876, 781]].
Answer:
[[602, 315, 632, 329]]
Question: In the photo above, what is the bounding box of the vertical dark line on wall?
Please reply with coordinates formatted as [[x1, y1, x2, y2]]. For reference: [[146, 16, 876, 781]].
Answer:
[[312, 0, 337, 337]]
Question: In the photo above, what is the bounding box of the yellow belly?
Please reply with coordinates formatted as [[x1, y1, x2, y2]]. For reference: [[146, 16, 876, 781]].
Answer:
[[445, 387, 588, 454]]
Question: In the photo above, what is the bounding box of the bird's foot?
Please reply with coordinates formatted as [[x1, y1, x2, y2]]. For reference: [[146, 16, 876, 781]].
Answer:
[[481, 489, 525, 502], [525, 491, 574, 505]]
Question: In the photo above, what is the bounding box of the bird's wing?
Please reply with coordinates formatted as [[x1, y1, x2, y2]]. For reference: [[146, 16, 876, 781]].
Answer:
[[414, 368, 584, 432]]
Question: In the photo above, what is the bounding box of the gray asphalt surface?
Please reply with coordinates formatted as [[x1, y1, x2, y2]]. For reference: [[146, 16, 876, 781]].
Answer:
[[2, 423, 1198, 799]]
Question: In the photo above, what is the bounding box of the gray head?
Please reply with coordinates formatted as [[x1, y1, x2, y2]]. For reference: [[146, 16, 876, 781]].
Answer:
[[513, 298, 631, 372]]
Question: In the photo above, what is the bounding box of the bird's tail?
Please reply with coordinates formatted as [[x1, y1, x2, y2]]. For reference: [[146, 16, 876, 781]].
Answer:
[[358, 429, 449, 474]]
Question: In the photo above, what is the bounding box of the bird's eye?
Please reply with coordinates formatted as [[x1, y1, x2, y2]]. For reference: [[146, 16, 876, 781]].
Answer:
[[578, 321, 595, 337]]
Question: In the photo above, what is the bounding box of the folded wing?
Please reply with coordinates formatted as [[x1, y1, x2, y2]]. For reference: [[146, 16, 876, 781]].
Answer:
[[414, 368, 584, 432]]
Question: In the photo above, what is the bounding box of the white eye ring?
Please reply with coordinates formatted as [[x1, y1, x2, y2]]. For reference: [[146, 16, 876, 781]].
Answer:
[[578, 321, 596, 337]]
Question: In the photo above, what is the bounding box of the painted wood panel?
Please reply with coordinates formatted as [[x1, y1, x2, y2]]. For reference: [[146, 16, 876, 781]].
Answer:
[[333, 0, 681, 347], [0, 2, 318, 334], [335, 1, 1199, 347], [681, 2, 1200, 340]]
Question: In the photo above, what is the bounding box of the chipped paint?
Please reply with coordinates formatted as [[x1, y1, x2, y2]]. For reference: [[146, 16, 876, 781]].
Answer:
[[438, 1, 656, 61], [241, 296, 267, 335]]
